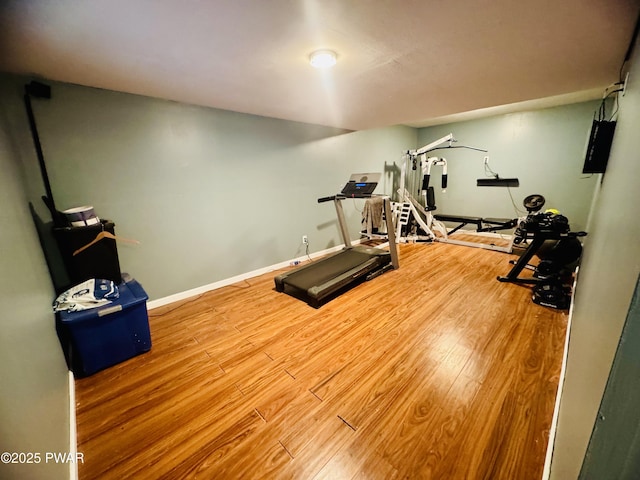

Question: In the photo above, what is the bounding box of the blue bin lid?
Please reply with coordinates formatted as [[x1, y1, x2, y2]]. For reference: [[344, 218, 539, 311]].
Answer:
[[58, 279, 148, 323]]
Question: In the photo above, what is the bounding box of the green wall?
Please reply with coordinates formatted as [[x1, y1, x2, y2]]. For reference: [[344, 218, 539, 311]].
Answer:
[[1, 76, 415, 300], [417, 102, 600, 231], [551, 33, 640, 479], [0, 80, 70, 479]]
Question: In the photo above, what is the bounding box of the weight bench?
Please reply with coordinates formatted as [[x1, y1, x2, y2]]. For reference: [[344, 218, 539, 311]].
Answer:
[[432, 214, 518, 253], [434, 214, 517, 235]]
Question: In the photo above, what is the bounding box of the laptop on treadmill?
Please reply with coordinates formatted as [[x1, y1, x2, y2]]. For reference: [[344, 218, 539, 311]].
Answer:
[[340, 173, 381, 197]]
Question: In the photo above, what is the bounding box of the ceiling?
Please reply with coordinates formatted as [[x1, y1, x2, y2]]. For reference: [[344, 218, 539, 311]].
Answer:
[[1, 0, 638, 130]]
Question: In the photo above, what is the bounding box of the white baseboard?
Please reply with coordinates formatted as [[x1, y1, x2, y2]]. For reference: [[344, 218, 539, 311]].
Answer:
[[146, 243, 348, 310], [68, 370, 78, 480], [541, 267, 579, 479]]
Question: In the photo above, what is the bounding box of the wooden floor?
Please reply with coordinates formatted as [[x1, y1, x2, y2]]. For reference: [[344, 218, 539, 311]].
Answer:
[[75, 242, 567, 479]]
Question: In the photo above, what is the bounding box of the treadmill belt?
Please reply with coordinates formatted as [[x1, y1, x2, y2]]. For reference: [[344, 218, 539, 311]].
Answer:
[[285, 249, 375, 291]]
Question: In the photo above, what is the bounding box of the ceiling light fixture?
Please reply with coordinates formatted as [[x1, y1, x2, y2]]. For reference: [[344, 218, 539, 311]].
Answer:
[[309, 50, 337, 69]]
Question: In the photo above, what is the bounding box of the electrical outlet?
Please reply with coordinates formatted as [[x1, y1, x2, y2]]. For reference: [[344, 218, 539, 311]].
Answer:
[[302, 235, 309, 245]]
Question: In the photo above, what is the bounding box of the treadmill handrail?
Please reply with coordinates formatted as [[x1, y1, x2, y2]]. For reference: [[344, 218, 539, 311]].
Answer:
[[318, 195, 338, 203], [317, 194, 398, 267], [318, 193, 376, 203]]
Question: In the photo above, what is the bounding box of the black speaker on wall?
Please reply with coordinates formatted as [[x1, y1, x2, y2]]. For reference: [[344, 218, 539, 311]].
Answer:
[[582, 120, 616, 174]]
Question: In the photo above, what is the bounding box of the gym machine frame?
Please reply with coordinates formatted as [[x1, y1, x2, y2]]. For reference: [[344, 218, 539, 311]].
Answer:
[[397, 134, 517, 252]]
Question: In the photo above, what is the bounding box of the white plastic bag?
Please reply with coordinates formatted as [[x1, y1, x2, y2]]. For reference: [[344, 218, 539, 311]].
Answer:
[[53, 279, 119, 313]]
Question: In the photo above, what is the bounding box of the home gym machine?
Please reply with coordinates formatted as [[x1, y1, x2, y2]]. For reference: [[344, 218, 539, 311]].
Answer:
[[274, 174, 399, 308], [497, 194, 586, 309], [394, 134, 455, 242], [396, 134, 518, 252]]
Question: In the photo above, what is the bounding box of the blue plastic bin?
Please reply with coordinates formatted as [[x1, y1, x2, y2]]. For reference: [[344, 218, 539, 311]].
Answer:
[[56, 278, 151, 377]]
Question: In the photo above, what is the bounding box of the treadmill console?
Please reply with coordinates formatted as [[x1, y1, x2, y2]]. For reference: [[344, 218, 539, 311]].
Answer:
[[340, 173, 381, 197]]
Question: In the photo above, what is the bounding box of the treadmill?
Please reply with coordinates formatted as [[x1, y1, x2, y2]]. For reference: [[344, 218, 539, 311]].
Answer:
[[275, 173, 399, 307]]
